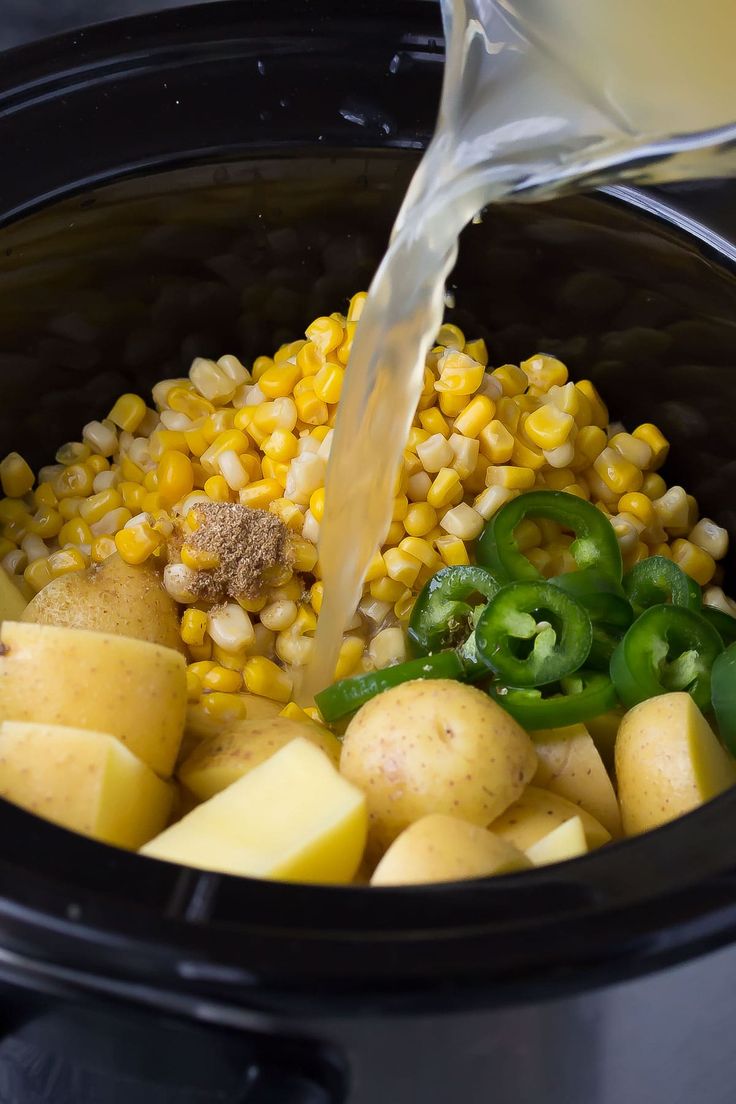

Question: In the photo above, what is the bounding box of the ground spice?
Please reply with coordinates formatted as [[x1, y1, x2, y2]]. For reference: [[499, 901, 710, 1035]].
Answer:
[[186, 502, 290, 602]]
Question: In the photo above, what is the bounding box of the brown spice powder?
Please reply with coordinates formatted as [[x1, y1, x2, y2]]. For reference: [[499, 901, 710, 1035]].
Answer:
[[186, 501, 290, 602]]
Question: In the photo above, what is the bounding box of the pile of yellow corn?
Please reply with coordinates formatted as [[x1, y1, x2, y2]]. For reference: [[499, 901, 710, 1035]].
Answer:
[[0, 290, 731, 719]]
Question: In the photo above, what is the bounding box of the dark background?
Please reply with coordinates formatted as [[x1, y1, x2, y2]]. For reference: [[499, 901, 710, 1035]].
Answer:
[[0, 0, 215, 48]]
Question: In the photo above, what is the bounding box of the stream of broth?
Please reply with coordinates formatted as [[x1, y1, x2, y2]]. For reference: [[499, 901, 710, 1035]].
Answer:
[[303, 0, 736, 698]]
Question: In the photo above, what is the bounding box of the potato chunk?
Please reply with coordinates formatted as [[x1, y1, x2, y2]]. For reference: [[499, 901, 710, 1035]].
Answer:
[[490, 785, 611, 850], [525, 816, 588, 867], [340, 679, 537, 858], [615, 692, 736, 834], [0, 621, 186, 777], [0, 721, 172, 849], [371, 814, 530, 886], [532, 724, 621, 837], [142, 738, 367, 884], [0, 566, 26, 623], [179, 716, 341, 801]]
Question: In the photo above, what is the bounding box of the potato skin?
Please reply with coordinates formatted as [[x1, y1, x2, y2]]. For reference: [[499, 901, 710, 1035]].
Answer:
[[340, 679, 537, 858], [371, 813, 530, 886], [615, 692, 736, 835], [23, 554, 184, 654]]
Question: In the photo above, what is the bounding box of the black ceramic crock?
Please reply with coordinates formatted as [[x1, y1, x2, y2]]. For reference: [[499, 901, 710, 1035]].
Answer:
[[1, 3, 736, 1101]]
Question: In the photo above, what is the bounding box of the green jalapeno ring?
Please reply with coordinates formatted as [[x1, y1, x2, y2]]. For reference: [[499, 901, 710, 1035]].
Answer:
[[489, 670, 618, 730], [623, 555, 702, 617], [702, 606, 736, 647], [408, 565, 500, 657], [315, 650, 466, 723], [711, 643, 736, 756], [475, 579, 592, 688], [476, 490, 623, 585], [610, 604, 724, 711]]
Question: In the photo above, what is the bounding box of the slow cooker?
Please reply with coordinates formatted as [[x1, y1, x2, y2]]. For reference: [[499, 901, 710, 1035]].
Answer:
[[1, 3, 736, 1101]]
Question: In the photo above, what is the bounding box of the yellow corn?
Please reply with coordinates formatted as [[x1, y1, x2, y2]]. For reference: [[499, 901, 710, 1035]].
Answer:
[[34, 483, 58, 510], [369, 576, 407, 603], [526, 547, 552, 575], [237, 479, 283, 510], [167, 386, 215, 421], [306, 316, 343, 355], [286, 535, 316, 573], [670, 539, 716, 586], [383, 547, 422, 587], [514, 519, 542, 551], [263, 429, 299, 463], [308, 581, 324, 615], [155, 450, 193, 506], [181, 608, 208, 647], [114, 523, 163, 565], [180, 545, 219, 571], [58, 518, 93, 546], [268, 498, 304, 532], [440, 503, 484, 540], [243, 656, 293, 702], [108, 393, 146, 433], [403, 502, 438, 538], [633, 423, 669, 470], [485, 465, 535, 490], [27, 507, 63, 539], [492, 364, 527, 397], [427, 467, 461, 508], [453, 395, 495, 438], [362, 550, 387, 583], [477, 420, 515, 468], [617, 492, 655, 528], [398, 536, 439, 570], [641, 472, 667, 500], [24, 558, 52, 593], [201, 665, 243, 694], [0, 453, 34, 498], [202, 475, 229, 502], [523, 404, 575, 450], [347, 291, 367, 322], [435, 535, 470, 567], [511, 435, 546, 472], [334, 636, 366, 680], [309, 487, 326, 523], [186, 669, 202, 702], [593, 447, 643, 495], [47, 547, 87, 579], [149, 429, 188, 462], [436, 323, 465, 349], [439, 391, 468, 417], [0, 499, 28, 525], [463, 338, 488, 365], [434, 351, 485, 396], [54, 463, 94, 500], [312, 363, 345, 404], [575, 380, 608, 427], [418, 408, 451, 438], [117, 481, 145, 512], [90, 535, 117, 563], [200, 692, 247, 722], [258, 362, 301, 399]]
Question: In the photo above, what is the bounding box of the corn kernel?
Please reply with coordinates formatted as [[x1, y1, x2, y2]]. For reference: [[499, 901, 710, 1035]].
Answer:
[[58, 517, 93, 546], [328, 635, 364, 680], [436, 323, 465, 349], [609, 432, 652, 471], [114, 523, 163, 565], [0, 453, 34, 498], [526, 547, 552, 575], [26, 507, 63, 539], [418, 408, 451, 438], [689, 518, 728, 561], [33, 483, 58, 510], [382, 547, 421, 587], [403, 502, 438, 538], [653, 485, 689, 531], [369, 576, 407, 603], [237, 479, 283, 509], [398, 536, 439, 570], [47, 547, 87, 579], [617, 492, 655, 528], [427, 467, 461, 508], [573, 380, 607, 428], [572, 425, 607, 472], [90, 535, 117, 563], [306, 316, 343, 355], [492, 364, 527, 397], [108, 393, 146, 433], [485, 465, 535, 490], [186, 669, 202, 702], [438, 392, 468, 417], [633, 423, 669, 470], [523, 404, 575, 451], [312, 363, 345, 405], [478, 420, 515, 464], [201, 665, 243, 694], [260, 599, 298, 632], [243, 656, 293, 702], [463, 338, 488, 365], [453, 395, 495, 438], [258, 362, 301, 399], [347, 291, 367, 322], [670, 539, 716, 586], [440, 503, 484, 540], [641, 472, 667, 500], [180, 608, 207, 647], [201, 692, 247, 722], [309, 487, 326, 523], [24, 557, 52, 593], [286, 536, 316, 574], [435, 535, 470, 567], [473, 485, 519, 520], [511, 435, 546, 472], [434, 351, 485, 396], [593, 447, 643, 495]]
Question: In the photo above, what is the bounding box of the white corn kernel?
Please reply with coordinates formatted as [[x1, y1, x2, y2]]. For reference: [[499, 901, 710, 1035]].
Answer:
[[217, 354, 250, 386], [21, 534, 48, 563], [92, 470, 117, 493], [275, 632, 314, 666], [610, 432, 652, 469], [407, 471, 433, 503], [244, 383, 267, 407], [284, 454, 326, 503], [611, 515, 639, 554], [90, 508, 131, 536], [543, 441, 576, 469], [689, 517, 729, 561], [175, 492, 211, 517], [207, 602, 255, 650], [703, 586, 736, 616], [297, 435, 321, 456], [160, 410, 192, 432], [301, 509, 321, 543], [440, 503, 484, 540], [416, 433, 455, 474], [151, 378, 187, 410], [2, 549, 26, 575], [653, 486, 689, 531], [218, 449, 250, 491], [124, 511, 155, 529], [190, 357, 236, 403], [447, 433, 480, 479], [38, 464, 64, 484], [368, 626, 407, 669], [260, 600, 298, 632], [473, 485, 519, 520], [163, 563, 200, 603], [82, 420, 117, 456], [317, 430, 334, 460]]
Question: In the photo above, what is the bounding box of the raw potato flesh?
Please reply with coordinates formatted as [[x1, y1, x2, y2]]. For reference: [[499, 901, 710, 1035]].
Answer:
[[371, 814, 531, 886], [0, 621, 186, 777], [0, 565, 26, 623], [142, 738, 367, 884], [23, 554, 185, 654], [525, 816, 588, 867], [340, 679, 537, 858], [490, 786, 611, 851], [615, 692, 736, 835], [532, 724, 622, 837], [179, 716, 342, 801], [0, 721, 172, 849]]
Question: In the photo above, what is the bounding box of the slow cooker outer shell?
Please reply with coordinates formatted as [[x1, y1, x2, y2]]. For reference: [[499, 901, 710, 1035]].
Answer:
[[1, 0, 736, 1011]]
